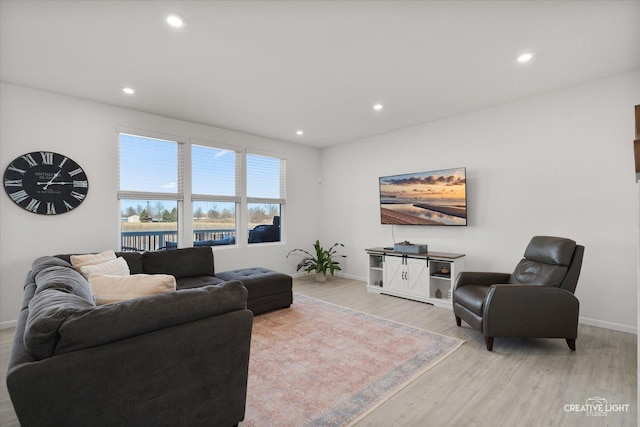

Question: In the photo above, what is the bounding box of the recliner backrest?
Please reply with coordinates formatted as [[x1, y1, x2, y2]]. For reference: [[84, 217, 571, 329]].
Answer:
[[508, 236, 579, 289]]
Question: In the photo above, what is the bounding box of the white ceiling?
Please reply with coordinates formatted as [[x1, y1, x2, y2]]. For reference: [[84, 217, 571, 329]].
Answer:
[[1, 1, 639, 148]]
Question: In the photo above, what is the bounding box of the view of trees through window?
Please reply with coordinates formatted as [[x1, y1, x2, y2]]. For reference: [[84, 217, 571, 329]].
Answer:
[[248, 204, 279, 225], [123, 201, 178, 222]]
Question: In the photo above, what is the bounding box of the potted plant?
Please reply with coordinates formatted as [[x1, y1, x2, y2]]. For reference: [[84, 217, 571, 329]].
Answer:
[[287, 240, 346, 281]]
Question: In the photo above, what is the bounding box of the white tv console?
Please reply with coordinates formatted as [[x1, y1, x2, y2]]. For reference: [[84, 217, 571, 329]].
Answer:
[[365, 247, 465, 309]]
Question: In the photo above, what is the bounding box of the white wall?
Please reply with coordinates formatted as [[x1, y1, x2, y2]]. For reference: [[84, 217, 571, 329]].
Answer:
[[3, 72, 638, 332], [0, 83, 322, 326], [320, 70, 640, 333]]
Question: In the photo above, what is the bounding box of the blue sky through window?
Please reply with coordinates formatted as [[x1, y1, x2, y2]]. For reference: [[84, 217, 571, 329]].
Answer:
[[119, 133, 178, 193], [192, 144, 235, 196], [247, 153, 281, 199], [119, 134, 282, 216]]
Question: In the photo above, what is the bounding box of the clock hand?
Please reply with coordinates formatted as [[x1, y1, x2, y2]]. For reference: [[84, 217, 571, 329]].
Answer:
[[37, 181, 74, 185], [42, 170, 62, 190]]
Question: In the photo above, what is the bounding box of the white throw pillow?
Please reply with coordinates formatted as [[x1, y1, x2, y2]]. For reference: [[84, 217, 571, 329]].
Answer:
[[70, 250, 117, 269], [88, 274, 177, 305], [79, 257, 130, 279]]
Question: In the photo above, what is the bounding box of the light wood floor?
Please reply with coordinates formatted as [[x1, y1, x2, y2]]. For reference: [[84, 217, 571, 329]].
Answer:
[[1, 277, 636, 426]]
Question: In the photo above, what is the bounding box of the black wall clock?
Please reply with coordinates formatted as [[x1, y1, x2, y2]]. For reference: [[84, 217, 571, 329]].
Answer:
[[3, 151, 89, 215]]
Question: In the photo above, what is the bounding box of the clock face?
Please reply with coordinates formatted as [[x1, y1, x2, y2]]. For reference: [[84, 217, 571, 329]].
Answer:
[[3, 151, 89, 215]]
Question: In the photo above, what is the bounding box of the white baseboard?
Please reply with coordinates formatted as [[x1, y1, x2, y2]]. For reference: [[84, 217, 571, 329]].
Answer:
[[579, 316, 637, 334], [1, 320, 17, 330], [291, 272, 367, 282]]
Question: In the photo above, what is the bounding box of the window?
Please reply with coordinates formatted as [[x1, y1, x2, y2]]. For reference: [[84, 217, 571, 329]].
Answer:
[[191, 144, 240, 246], [246, 152, 285, 244], [118, 133, 182, 251], [118, 132, 285, 249]]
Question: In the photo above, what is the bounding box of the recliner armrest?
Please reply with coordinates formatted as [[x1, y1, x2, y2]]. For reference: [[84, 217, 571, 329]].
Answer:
[[454, 272, 511, 291], [483, 284, 579, 338]]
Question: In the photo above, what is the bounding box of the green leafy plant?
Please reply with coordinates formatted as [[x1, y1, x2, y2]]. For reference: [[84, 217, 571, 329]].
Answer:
[[287, 240, 346, 278]]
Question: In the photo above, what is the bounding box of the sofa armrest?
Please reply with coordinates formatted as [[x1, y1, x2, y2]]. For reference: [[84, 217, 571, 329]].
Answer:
[[453, 272, 511, 291], [54, 280, 247, 355], [483, 284, 579, 338]]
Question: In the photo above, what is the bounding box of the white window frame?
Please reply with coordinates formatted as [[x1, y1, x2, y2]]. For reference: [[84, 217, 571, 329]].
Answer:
[[189, 139, 242, 247], [245, 149, 286, 245], [116, 127, 186, 249], [116, 128, 287, 249]]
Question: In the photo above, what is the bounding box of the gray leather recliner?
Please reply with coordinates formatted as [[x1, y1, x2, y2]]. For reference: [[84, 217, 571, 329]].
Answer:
[[453, 236, 585, 351]]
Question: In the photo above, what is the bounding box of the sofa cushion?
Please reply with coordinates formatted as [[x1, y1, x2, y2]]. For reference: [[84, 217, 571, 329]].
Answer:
[[116, 251, 144, 274], [176, 275, 225, 290], [88, 274, 176, 305], [27, 256, 73, 284], [24, 288, 95, 359], [143, 247, 214, 278], [54, 281, 248, 355], [34, 266, 95, 305], [70, 250, 117, 269], [79, 257, 130, 279]]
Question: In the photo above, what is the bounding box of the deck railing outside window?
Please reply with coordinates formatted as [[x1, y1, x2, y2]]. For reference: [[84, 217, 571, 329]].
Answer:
[[121, 229, 236, 251]]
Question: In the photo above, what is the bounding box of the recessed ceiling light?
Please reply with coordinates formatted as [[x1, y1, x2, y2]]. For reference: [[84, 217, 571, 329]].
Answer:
[[517, 53, 533, 63], [166, 15, 184, 28], [296, 130, 304, 136], [373, 104, 384, 111], [122, 87, 135, 95]]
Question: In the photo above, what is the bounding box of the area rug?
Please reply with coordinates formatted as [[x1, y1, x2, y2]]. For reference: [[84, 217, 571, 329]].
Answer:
[[241, 294, 464, 426]]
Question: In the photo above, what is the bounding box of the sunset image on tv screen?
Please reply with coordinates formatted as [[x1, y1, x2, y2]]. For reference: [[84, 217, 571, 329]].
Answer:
[[379, 167, 466, 225]]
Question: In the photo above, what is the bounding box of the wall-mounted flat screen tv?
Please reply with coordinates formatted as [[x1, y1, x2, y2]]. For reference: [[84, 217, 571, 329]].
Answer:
[[379, 167, 467, 225]]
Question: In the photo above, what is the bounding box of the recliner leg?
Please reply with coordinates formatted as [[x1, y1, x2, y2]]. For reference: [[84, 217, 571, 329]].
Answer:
[[566, 339, 576, 351], [455, 315, 461, 327], [485, 336, 494, 351]]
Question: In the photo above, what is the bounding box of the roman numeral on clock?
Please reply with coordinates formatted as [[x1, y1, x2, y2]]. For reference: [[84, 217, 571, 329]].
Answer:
[[25, 199, 41, 213], [7, 165, 26, 175], [9, 190, 29, 203], [22, 154, 37, 167], [70, 191, 85, 201], [46, 202, 57, 215], [68, 168, 84, 177], [40, 152, 54, 165], [4, 179, 22, 187]]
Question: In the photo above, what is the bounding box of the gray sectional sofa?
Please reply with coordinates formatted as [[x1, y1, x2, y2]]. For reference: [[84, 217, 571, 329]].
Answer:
[[7, 246, 293, 427], [55, 246, 293, 315]]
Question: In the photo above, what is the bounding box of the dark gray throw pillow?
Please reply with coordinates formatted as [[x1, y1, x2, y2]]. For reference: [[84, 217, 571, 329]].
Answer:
[[143, 246, 214, 278]]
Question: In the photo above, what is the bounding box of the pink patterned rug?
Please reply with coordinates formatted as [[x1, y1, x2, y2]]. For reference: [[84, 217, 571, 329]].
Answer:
[[241, 294, 464, 426]]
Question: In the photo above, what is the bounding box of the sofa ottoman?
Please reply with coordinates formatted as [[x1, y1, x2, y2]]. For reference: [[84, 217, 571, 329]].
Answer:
[[216, 267, 293, 315]]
